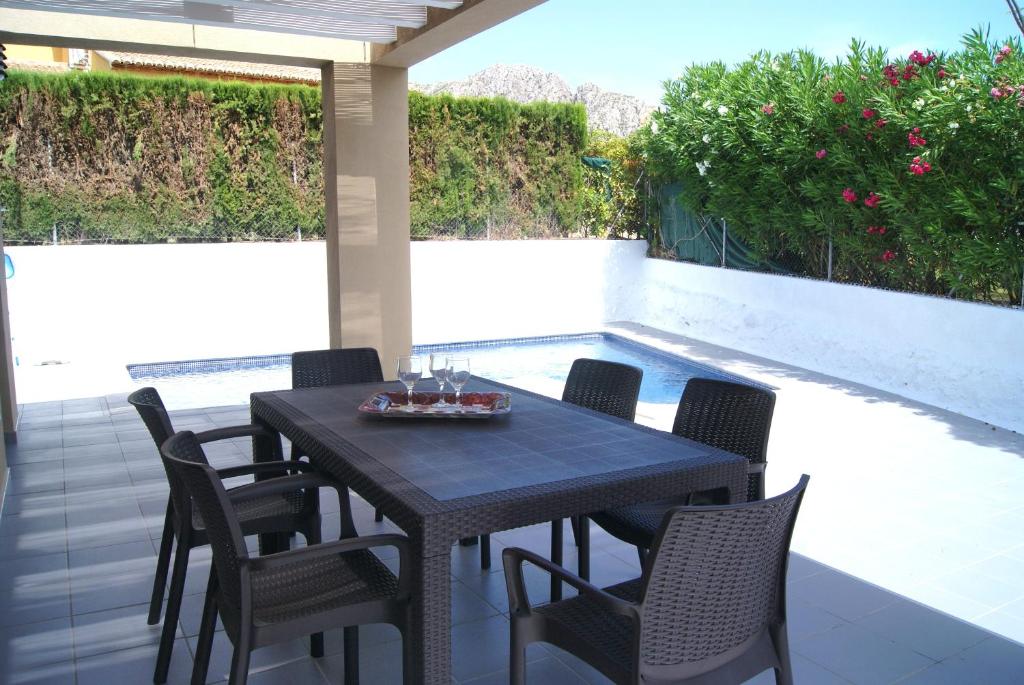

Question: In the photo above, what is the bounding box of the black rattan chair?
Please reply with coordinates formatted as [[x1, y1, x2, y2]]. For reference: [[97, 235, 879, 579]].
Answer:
[[478, 359, 642, 589], [162, 431, 412, 685], [128, 387, 356, 684], [292, 347, 387, 522], [583, 378, 776, 576], [504, 475, 809, 685]]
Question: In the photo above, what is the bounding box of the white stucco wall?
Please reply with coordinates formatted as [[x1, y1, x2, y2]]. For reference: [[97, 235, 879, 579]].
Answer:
[[5, 241, 1021, 432], [632, 258, 1024, 433]]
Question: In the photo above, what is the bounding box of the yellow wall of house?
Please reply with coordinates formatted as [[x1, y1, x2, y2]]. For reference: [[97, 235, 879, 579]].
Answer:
[[90, 50, 111, 71], [5, 44, 67, 64]]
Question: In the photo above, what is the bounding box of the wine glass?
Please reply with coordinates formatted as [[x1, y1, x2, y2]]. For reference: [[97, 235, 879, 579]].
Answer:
[[396, 356, 422, 407], [429, 353, 448, 406], [446, 356, 471, 409]]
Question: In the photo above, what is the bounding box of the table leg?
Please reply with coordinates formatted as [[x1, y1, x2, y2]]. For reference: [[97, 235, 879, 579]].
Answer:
[[410, 537, 452, 684], [250, 417, 285, 554], [550, 519, 563, 602]]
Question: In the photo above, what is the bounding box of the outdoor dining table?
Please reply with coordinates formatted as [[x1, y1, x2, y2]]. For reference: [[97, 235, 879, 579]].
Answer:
[[249, 377, 748, 685]]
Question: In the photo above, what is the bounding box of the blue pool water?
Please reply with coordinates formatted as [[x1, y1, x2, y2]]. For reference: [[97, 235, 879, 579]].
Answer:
[[127, 333, 750, 410]]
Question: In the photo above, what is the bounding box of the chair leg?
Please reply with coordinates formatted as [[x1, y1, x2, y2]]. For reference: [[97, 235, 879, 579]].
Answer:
[[148, 500, 175, 625], [510, 622, 526, 685], [636, 545, 647, 570], [480, 534, 491, 570], [400, 626, 414, 685], [771, 623, 793, 685], [343, 625, 360, 685], [374, 508, 384, 522], [228, 639, 252, 685], [577, 515, 590, 582], [303, 523, 326, 658], [569, 515, 581, 547], [337, 487, 358, 539], [550, 519, 563, 603], [192, 568, 219, 685], [154, 534, 191, 684]]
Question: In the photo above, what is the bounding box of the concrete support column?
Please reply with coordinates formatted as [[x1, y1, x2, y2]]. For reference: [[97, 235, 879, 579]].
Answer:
[[321, 63, 412, 381]]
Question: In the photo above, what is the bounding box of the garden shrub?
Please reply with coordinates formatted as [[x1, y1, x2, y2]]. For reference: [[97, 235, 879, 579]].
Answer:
[[646, 29, 1024, 304]]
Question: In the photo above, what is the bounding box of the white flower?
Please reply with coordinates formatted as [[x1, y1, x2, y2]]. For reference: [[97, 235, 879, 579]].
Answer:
[[717, 105, 729, 116], [702, 133, 712, 144], [947, 79, 956, 88], [948, 121, 959, 129], [966, 104, 973, 112], [939, 86, 948, 92], [913, 98, 926, 110], [651, 120, 659, 134], [695, 160, 711, 176], [703, 100, 713, 111], [771, 59, 781, 72]]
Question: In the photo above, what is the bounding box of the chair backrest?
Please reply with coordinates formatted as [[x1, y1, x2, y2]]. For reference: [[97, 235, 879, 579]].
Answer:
[[561, 358, 643, 421], [291, 347, 384, 389], [161, 431, 249, 625], [637, 475, 809, 682], [672, 378, 776, 501], [128, 386, 194, 518]]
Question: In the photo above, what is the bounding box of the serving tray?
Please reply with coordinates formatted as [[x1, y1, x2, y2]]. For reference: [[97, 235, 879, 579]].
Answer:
[[358, 391, 511, 419]]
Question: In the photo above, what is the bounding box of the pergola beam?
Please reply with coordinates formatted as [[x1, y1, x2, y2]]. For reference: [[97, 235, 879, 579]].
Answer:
[[372, 0, 546, 67], [180, 1, 428, 30]]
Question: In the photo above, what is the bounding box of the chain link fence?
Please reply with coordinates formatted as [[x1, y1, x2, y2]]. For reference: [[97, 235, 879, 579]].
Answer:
[[655, 183, 1024, 308]]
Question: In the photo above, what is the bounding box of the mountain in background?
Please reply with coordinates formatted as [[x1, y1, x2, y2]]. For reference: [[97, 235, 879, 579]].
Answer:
[[411, 64, 655, 138]]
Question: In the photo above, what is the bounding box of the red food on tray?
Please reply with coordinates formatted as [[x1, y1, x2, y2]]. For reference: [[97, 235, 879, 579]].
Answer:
[[358, 391, 511, 418]]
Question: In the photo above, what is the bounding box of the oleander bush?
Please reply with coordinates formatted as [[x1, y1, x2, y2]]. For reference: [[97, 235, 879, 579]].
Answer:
[[646, 29, 1024, 304]]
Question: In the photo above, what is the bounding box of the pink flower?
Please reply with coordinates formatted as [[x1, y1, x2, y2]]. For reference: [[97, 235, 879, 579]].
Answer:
[[761, 103, 775, 115], [815, 149, 828, 159], [874, 118, 888, 129], [937, 68, 947, 78], [867, 225, 888, 235], [837, 124, 850, 135], [878, 226, 887, 235], [991, 87, 1004, 99], [842, 187, 858, 203], [999, 44, 1012, 56], [862, 108, 877, 119], [866, 133, 874, 141], [908, 155, 932, 175], [908, 50, 936, 66], [908, 129, 927, 147], [996, 53, 1006, 65], [881, 250, 896, 263], [864, 192, 881, 208], [832, 91, 847, 104]]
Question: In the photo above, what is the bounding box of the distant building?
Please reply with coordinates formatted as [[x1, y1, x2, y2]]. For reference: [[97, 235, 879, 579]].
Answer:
[[4, 44, 320, 85]]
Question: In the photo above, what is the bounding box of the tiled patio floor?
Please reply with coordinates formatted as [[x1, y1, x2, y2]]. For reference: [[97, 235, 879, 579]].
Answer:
[[3, 397, 1024, 684]]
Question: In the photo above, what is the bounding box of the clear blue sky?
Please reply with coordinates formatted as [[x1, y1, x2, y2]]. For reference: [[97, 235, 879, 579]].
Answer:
[[410, 0, 1020, 104]]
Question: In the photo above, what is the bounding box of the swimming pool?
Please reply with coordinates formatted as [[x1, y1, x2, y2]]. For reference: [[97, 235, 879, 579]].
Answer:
[[127, 333, 753, 410]]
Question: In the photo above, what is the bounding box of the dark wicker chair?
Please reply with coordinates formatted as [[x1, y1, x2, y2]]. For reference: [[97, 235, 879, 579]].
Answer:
[[477, 359, 642, 590], [291, 347, 387, 522], [128, 387, 356, 684], [162, 431, 412, 685], [584, 378, 777, 575], [504, 475, 810, 685]]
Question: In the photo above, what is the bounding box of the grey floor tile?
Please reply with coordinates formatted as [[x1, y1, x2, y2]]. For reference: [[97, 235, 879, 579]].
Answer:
[[74, 638, 193, 685], [896, 635, 1024, 684], [60, 443, 122, 462], [786, 598, 850, 642], [855, 598, 990, 661], [787, 552, 832, 582], [450, 614, 547, 682], [742, 653, 852, 684], [69, 540, 157, 614], [452, 580, 502, 625], [6, 462, 64, 496], [0, 526, 68, 559], [11, 432, 62, 452], [0, 660, 76, 685], [789, 568, 899, 622], [318, 638, 404, 684], [795, 622, 935, 685], [0, 618, 74, 673], [461, 656, 587, 684], [5, 447, 64, 466], [249, 658, 329, 684], [0, 553, 71, 628], [71, 602, 177, 659], [187, 632, 311, 684]]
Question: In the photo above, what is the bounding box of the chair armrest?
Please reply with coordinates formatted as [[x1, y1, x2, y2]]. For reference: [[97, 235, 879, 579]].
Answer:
[[247, 534, 411, 596], [226, 473, 334, 502], [215, 460, 317, 480], [502, 547, 639, 619], [194, 424, 276, 444]]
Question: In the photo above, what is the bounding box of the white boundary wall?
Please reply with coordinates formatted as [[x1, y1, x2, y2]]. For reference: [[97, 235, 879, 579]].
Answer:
[[5, 241, 1022, 431], [633, 257, 1024, 434]]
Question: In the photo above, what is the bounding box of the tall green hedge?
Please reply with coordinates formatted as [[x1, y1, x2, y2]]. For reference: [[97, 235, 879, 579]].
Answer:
[[0, 70, 588, 243]]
